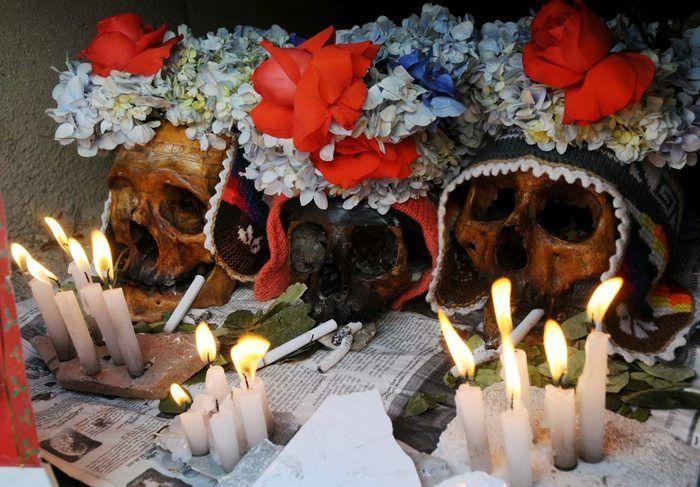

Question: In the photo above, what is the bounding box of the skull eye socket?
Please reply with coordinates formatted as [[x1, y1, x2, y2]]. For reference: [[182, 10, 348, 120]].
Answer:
[[351, 226, 398, 277], [469, 177, 517, 221], [159, 185, 206, 234], [536, 183, 602, 243], [290, 223, 326, 274]]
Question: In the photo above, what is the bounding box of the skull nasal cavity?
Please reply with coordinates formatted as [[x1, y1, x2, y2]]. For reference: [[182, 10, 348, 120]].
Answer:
[[496, 226, 528, 271], [130, 220, 159, 261], [318, 261, 345, 297]]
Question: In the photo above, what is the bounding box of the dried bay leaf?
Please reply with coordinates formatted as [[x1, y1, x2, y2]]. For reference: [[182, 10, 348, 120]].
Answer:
[[607, 372, 630, 393], [561, 312, 590, 340], [475, 368, 501, 389], [404, 392, 445, 417], [621, 387, 700, 410], [638, 362, 694, 383], [466, 334, 485, 351]]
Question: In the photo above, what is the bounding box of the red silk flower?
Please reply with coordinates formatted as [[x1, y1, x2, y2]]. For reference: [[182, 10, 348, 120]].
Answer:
[[80, 13, 180, 77], [522, 0, 655, 125], [250, 27, 379, 153], [311, 136, 417, 189]]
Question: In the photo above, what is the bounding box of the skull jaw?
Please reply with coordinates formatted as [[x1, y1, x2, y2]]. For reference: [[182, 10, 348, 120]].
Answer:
[[122, 266, 236, 322]]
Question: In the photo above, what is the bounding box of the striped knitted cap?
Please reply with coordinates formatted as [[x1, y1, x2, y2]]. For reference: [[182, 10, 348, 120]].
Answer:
[[428, 135, 696, 363]]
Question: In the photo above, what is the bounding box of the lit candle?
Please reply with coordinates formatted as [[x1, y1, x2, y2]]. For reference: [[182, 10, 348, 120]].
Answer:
[[209, 400, 242, 472], [231, 335, 271, 448], [492, 278, 533, 431], [219, 394, 247, 452], [577, 278, 623, 463], [92, 230, 144, 377], [196, 322, 229, 402], [80, 283, 124, 365], [500, 337, 532, 487], [438, 309, 491, 473], [54, 289, 101, 376], [44, 217, 71, 256], [543, 319, 577, 470], [170, 384, 209, 456], [21, 253, 75, 361], [67, 237, 92, 291]]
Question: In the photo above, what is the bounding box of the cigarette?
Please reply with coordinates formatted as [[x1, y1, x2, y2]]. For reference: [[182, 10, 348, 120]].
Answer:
[[259, 319, 338, 368], [449, 309, 544, 377], [317, 335, 354, 373], [163, 275, 206, 332]]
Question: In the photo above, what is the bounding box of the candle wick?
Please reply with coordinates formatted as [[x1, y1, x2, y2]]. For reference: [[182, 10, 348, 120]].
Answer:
[[244, 374, 250, 390]]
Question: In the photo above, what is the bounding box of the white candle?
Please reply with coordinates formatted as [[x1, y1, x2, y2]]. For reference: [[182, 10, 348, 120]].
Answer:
[[205, 365, 229, 402], [545, 385, 577, 469], [456, 383, 491, 472], [577, 278, 623, 463], [500, 404, 532, 487], [28, 278, 74, 361], [577, 329, 609, 463], [253, 377, 273, 434], [54, 290, 101, 375], [438, 310, 492, 472], [80, 283, 124, 365], [209, 405, 242, 472], [67, 261, 90, 291], [514, 348, 534, 432], [163, 275, 206, 332], [543, 319, 577, 470], [180, 409, 209, 456], [231, 335, 272, 449], [220, 393, 247, 452], [103, 287, 144, 377], [232, 385, 268, 448]]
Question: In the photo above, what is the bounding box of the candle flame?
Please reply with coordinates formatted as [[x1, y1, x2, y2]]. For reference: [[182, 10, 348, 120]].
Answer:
[[231, 334, 270, 388], [91, 230, 114, 284], [26, 257, 58, 285], [169, 383, 192, 408], [44, 217, 70, 254], [586, 277, 623, 327], [68, 238, 91, 276], [544, 319, 568, 383], [195, 322, 217, 364], [438, 309, 475, 380], [491, 277, 513, 337], [501, 338, 521, 407], [10, 243, 30, 272]]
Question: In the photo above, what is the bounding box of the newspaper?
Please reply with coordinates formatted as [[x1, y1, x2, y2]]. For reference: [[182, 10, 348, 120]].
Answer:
[[18, 287, 444, 487]]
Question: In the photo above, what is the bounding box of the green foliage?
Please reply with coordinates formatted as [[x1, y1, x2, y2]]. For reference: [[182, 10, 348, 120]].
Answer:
[[404, 392, 446, 417]]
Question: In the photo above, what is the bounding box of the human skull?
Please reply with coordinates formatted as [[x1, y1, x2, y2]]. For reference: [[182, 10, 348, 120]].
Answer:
[[107, 122, 235, 322], [437, 170, 617, 337], [284, 198, 430, 324]]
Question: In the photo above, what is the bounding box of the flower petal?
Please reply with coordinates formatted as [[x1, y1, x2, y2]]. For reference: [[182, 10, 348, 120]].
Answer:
[[252, 49, 311, 106], [329, 79, 367, 128], [293, 67, 332, 151], [250, 100, 294, 138], [260, 41, 310, 85], [523, 43, 584, 88], [123, 36, 179, 75], [310, 46, 353, 104], [134, 23, 168, 53], [300, 26, 335, 52], [96, 13, 146, 41], [80, 32, 136, 74]]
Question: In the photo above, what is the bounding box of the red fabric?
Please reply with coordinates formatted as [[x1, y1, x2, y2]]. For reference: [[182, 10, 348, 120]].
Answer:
[[523, 0, 654, 125], [250, 27, 379, 153], [253, 195, 438, 310], [80, 13, 180, 76], [311, 137, 417, 189], [0, 195, 41, 467]]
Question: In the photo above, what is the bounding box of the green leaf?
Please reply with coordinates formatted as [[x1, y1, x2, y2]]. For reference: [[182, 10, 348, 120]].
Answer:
[[621, 387, 700, 409], [255, 303, 315, 349], [466, 334, 485, 351], [629, 407, 651, 422], [474, 368, 501, 389], [608, 359, 629, 376], [606, 393, 622, 411], [607, 372, 630, 393], [404, 392, 445, 417], [637, 362, 695, 383], [223, 309, 257, 330], [444, 370, 463, 389], [272, 282, 307, 306], [158, 385, 192, 414], [617, 403, 632, 416], [561, 312, 590, 340], [537, 362, 551, 379], [528, 364, 544, 388], [566, 348, 585, 383]]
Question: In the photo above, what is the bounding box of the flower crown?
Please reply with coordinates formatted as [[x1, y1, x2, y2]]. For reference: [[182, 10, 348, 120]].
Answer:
[[469, 0, 699, 169], [239, 4, 481, 213], [46, 13, 291, 156]]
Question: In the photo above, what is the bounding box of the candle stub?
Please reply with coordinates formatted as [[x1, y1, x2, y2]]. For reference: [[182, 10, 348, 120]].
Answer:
[[29, 278, 75, 361], [54, 290, 101, 376]]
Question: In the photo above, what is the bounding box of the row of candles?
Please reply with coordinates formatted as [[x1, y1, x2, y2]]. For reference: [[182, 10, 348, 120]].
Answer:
[[169, 323, 274, 473], [440, 276, 623, 487], [11, 218, 143, 377]]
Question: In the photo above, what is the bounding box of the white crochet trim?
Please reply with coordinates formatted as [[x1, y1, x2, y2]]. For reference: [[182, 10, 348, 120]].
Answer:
[[99, 192, 111, 233], [203, 145, 236, 257], [426, 157, 631, 318]]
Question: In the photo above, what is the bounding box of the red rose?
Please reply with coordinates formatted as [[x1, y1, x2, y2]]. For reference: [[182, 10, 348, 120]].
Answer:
[[80, 13, 180, 77], [311, 136, 417, 189], [523, 0, 654, 124], [250, 27, 379, 153]]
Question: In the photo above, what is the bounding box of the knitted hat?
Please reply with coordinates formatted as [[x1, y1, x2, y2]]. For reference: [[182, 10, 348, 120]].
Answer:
[[428, 135, 697, 362], [254, 195, 438, 309]]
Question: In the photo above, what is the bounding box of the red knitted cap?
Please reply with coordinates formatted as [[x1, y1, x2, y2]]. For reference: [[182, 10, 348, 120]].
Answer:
[[254, 195, 438, 309]]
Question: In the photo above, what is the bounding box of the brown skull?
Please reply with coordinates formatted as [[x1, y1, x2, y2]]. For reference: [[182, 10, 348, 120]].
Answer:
[[284, 198, 430, 324], [107, 122, 236, 322], [441, 170, 617, 337]]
